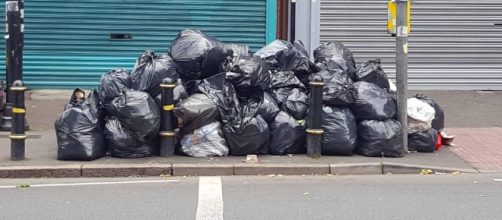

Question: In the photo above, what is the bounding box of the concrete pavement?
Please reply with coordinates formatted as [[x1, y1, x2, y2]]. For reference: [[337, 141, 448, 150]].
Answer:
[[0, 90, 500, 177], [1, 174, 502, 220]]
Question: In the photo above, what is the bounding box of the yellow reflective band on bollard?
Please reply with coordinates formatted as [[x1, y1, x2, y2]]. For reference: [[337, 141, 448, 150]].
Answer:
[[163, 104, 174, 111], [9, 134, 27, 140], [306, 129, 324, 136], [159, 83, 176, 88], [12, 107, 26, 114], [9, 86, 27, 91], [159, 131, 176, 137]]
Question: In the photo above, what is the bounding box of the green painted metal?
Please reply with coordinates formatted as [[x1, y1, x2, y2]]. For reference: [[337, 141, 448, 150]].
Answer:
[[0, 0, 271, 89], [266, 0, 277, 44]]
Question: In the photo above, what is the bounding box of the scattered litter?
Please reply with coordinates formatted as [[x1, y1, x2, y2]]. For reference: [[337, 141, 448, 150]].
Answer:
[[246, 155, 259, 163], [420, 169, 434, 175]]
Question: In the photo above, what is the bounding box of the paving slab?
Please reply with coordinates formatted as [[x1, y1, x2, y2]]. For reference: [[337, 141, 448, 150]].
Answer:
[[448, 127, 502, 172]]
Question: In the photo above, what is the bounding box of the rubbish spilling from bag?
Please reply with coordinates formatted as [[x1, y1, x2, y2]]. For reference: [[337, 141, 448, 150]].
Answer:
[[55, 28, 448, 161]]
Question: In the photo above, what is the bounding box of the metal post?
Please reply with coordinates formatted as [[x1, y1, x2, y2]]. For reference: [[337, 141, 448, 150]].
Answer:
[[159, 77, 176, 157], [294, 0, 320, 57], [396, 0, 409, 152], [306, 75, 324, 158], [10, 80, 26, 160]]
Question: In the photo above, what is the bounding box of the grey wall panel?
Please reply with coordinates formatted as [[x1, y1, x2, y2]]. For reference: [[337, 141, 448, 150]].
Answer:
[[320, 0, 502, 90]]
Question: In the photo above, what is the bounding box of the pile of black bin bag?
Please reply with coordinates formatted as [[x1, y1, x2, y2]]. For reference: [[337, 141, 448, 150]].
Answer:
[[55, 29, 445, 161]]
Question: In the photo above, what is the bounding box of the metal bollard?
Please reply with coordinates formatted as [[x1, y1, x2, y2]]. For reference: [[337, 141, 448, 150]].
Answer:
[[10, 80, 26, 161], [159, 77, 176, 157], [306, 75, 324, 158]]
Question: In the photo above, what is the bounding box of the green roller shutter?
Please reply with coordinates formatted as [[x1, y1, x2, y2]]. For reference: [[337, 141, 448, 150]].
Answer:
[[0, 0, 276, 89]]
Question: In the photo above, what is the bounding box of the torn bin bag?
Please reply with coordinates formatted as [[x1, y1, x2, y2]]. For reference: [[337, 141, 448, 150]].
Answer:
[[269, 111, 306, 155], [173, 93, 220, 135], [408, 129, 438, 153], [104, 117, 158, 158], [415, 94, 445, 131], [98, 69, 131, 103], [355, 59, 390, 89], [130, 50, 178, 97], [105, 90, 160, 142], [180, 121, 229, 157], [56, 89, 106, 161], [170, 29, 224, 80], [351, 81, 396, 121], [356, 119, 404, 157], [313, 41, 357, 79], [321, 106, 357, 155]]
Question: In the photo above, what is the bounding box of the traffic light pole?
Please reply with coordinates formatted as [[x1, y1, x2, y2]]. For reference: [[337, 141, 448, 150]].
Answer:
[[396, 0, 409, 152]]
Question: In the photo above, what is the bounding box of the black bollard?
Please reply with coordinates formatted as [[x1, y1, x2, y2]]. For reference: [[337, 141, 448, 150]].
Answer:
[[2, 0, 27, 131], [159, 77, 176, 157], [10, 80, 26, 160], [306, 75, 324, 158]]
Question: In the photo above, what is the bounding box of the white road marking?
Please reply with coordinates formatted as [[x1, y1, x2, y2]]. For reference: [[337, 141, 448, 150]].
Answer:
[[196, 176, 224, 220], [0, 179, 179, 189], [494, 179, 502, 182]]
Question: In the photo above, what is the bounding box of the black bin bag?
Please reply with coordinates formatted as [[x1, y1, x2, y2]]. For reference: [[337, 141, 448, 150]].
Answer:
[[356, 119, 404, 157], [276, 40, 315, 86], [223, 115, 270, 156], [98, 69, 131, 103], [311, 69, 356, 107], [170, 29, 224, 80], [351, 81, 396, 121], [313, 41, 357, 79], [198, 73, 270, 156], [253, 39, 289, 70], [130, 50, 178, 97], [269, 111, 306, 155], [408, 129, 438, 153], [104, 117, 158, 158], [256, 92, 281, 123], [321, 106, 357, 155], [56, 89, 106, 161], [173, 93, 220, 135], [105, 90, 160, 144], [229, 55, 271, 94], [415, 94, 445, 131], [355, 59, 390, 89]]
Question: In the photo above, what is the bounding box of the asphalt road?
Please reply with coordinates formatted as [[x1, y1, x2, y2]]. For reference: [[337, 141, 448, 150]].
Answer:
[[1, 174, 502, 220]]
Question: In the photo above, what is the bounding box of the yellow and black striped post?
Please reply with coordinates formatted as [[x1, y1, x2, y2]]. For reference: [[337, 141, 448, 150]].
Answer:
[[10, 80, 26, 160], [306, 75, 324, 158], [159, 77, 176, 157]]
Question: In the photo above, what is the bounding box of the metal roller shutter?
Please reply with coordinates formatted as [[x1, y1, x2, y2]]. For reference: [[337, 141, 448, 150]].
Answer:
[[0, 0, 274, 89], [320, 0, 502, 90]]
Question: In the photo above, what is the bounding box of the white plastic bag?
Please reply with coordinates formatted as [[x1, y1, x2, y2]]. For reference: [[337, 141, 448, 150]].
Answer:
[[180, 122, 229, 157], [407, 98, 435, 132]]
